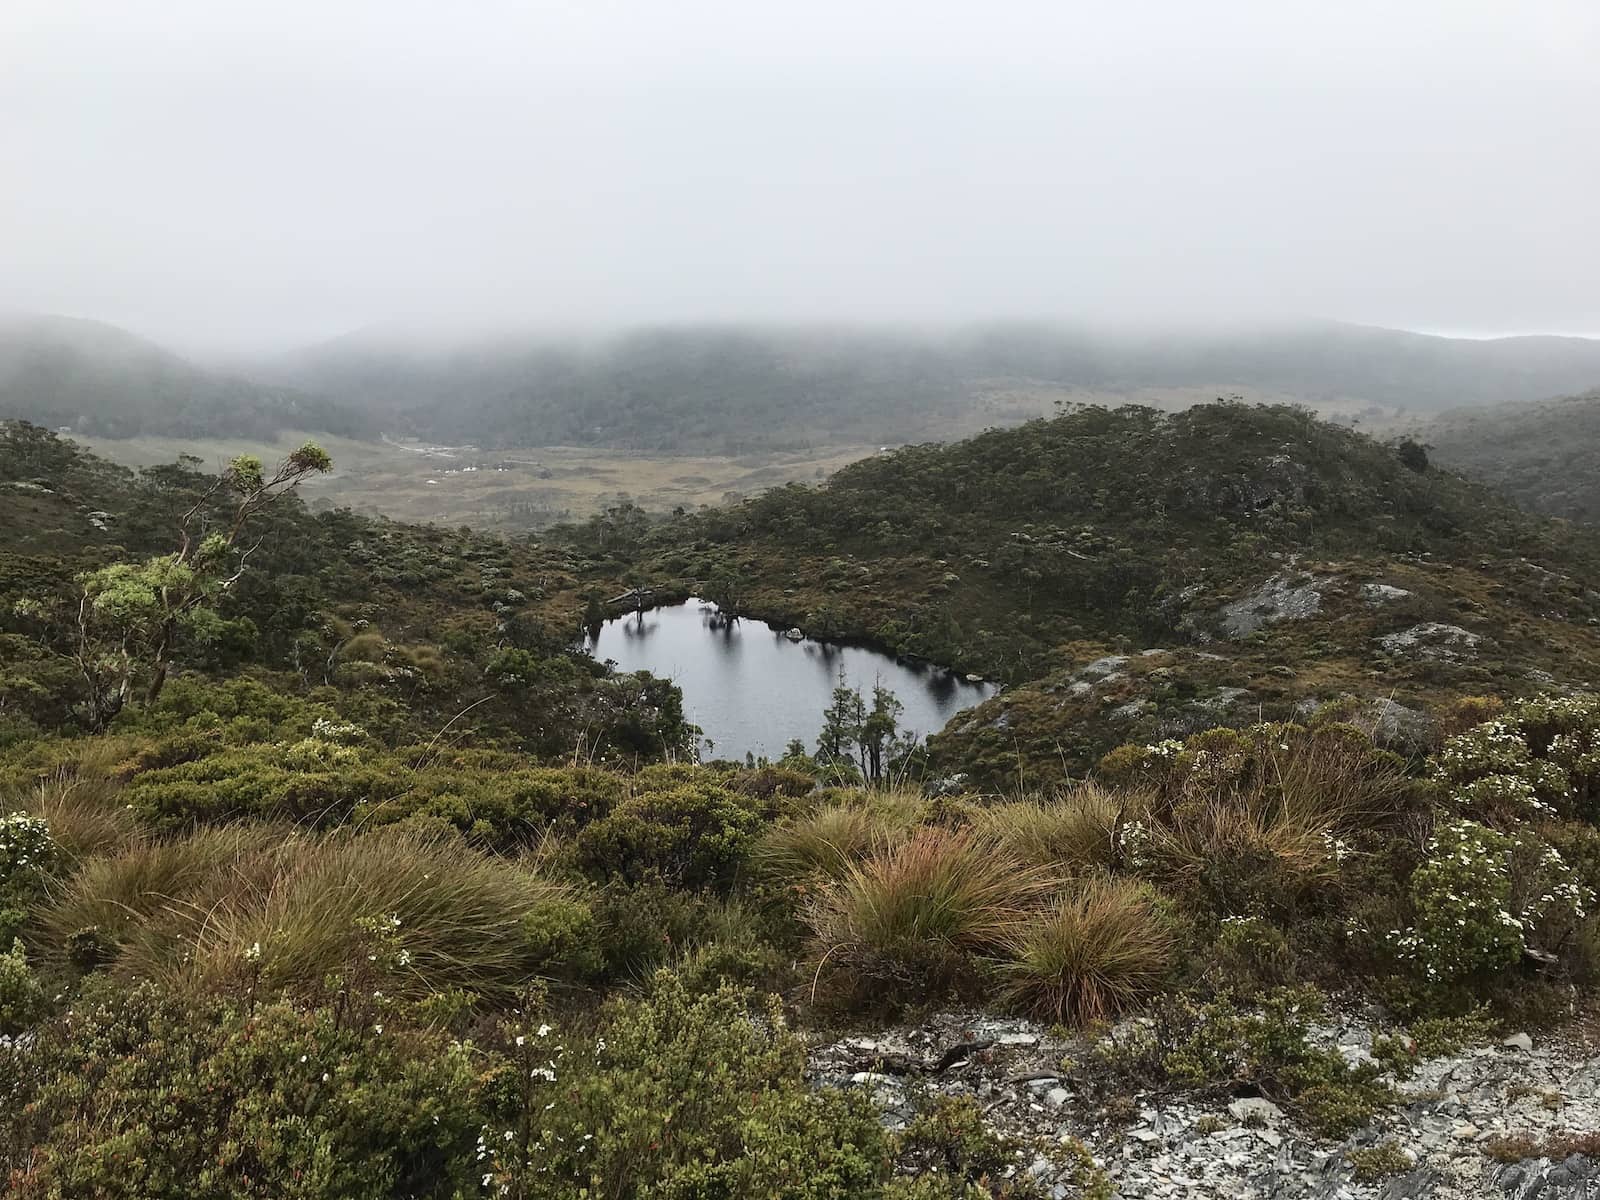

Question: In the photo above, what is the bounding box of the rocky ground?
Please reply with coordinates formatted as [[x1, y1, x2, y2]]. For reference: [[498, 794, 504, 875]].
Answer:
[[808, 1008, 1600, 1199]]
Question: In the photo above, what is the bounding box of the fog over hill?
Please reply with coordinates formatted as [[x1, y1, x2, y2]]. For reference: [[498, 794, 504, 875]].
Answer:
[[0, 313, 357, 441], [1424, 387, 1600, 522], [8, 312, 1600, 455]]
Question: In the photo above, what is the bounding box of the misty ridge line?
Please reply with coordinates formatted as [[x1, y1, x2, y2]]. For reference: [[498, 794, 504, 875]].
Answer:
[[4, 308, 1600, 457]]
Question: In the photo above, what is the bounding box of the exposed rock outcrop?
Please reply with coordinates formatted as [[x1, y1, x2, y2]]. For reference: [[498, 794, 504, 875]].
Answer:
[[810, 1010, 1600, 1200]]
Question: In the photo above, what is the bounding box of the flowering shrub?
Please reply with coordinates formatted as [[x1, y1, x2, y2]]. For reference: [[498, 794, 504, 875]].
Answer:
[[279, 734, 368, 771], [0, 811, 55, 894], [1403, 697, 1600, 986], [310, 716, 368, 744], [3, 986, 482, 1198], [0, 811, 54, 943], [1451, 772, 1559, 822], [1390, 818, 1522, 983], [0, 938, 45, 1033], [1435, 695, 1600, 824], [1390, 818, 1593, 984], [1508, 835, 1592, 950], [3, 973, 905, 1198], [1544, 821, 1600, 904]]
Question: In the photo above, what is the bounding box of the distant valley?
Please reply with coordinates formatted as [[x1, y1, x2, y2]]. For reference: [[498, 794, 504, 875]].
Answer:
[[12, 311, 1600, 529]]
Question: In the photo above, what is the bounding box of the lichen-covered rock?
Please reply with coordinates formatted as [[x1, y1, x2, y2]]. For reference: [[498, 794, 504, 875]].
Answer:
[[1218, 573, 1329, 638], [1376, 624, 1481, 660], [1082, 655, 1130, 679], [1363, 697, 1438, 754], [1362, 583, 1413, 606], [808, 1008, 1600, 1200]]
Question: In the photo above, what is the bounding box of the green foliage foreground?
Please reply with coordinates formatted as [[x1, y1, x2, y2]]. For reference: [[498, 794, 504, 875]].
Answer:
[[5, 974, 919, 1200], [2, 703, 1593, 1196], [4, 420, 1600, 1196]]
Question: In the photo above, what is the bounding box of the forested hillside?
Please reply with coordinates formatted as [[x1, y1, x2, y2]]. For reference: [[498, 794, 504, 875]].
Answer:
[[10, 312, 1600, 455], [1424, 388, 1600, 522], [617, 402, 1600, 784], [0, 314, 357, 440], [285, 321, 1600, 453]]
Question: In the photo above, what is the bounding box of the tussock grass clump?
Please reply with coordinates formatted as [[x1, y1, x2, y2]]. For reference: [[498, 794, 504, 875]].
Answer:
[[1104, 723, 1414, 837], [966, 783, 1138, 873], [1095, 723, 1422, 919], [754, 790, 924, 881], [999, 876, 1174, 1025], [18, 769, 141, 865], [806, 826, 1043, 996], [1170, 724, 1412, 833], [1149, 798, 1342, 915], [43, 827, 570, 997], [1266, 726, 1412, 831], [41, 824, 283, 949]]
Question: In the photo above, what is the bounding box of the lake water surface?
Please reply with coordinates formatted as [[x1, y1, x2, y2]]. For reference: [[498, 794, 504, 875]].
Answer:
[[584, 599, 997, 762]]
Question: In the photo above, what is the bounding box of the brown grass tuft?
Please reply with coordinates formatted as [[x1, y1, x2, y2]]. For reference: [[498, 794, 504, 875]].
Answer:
[[42, 826, 567, 998], [998, 876, 1174, 1025], [966, 783, 1141, 873], [754, 790, 925, 881], [1150, 797, 1342, 914], [806, 826, 1046, 997], [19, 769, 142, 866]]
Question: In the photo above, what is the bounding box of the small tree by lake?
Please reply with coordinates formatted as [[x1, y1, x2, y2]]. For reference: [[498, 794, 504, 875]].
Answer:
[[816, 674, 920, 786]]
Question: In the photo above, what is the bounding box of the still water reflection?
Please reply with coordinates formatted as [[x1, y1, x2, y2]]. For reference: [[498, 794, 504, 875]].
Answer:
[[584, 599, 997, 762]]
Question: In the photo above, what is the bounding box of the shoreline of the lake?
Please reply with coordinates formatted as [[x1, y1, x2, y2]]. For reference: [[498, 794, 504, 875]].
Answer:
[[582, 597, 997, 762], [585, 594, 992, 681]]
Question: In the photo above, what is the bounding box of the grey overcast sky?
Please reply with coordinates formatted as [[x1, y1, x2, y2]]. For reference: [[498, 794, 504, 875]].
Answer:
[[2, 0, 1597, 353]]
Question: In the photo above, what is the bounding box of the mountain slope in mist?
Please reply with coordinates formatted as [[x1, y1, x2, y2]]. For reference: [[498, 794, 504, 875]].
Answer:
[[1425, 387, 1600, 522], [5, 314, 1600, 454], [283, 321, 1600, 453], [0, 314, 357, 440]]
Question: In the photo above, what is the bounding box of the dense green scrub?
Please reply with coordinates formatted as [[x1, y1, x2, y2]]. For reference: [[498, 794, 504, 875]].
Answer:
[[5, 691, 1600, 1193], [0, 420, 684, 759], [5, 412, 1600, 1195], [602, 402, 1600, 783]]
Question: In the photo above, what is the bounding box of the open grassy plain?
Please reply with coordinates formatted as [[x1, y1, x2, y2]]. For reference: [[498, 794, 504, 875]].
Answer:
[[69, 384, 1402, 533], [72, 430, 875, 529]]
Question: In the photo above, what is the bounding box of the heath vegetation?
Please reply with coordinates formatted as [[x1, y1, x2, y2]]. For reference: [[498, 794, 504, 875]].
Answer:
[[5, 415, 1600, 1194]]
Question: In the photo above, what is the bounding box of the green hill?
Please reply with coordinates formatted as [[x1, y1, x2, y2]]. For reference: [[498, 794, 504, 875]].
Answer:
[[283, 320, 1600, 454], [0, 314, 357, 440], [618, 402, 1600, 784], [0, 420, 674, 757], [1424, 388, 1600, 522]]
